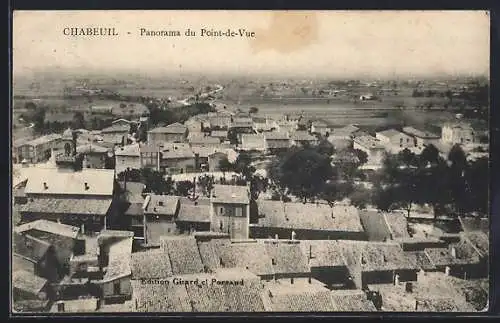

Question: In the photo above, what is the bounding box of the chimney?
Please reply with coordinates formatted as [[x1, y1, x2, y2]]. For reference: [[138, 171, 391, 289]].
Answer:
[[123, 169, 127, 192], [445, 266, 450, 276], [43, 182, 48, 190], [84, 182, 89, 190], [291, 231, 296, 241], [275, 234, 279, 242], [394, 273, 400, 285], [450, 247, 457, 258], [81, 224, 85, 235]]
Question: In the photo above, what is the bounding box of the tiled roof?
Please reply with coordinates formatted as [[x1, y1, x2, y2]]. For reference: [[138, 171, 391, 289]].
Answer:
[[353, 136, 384, 149], [298, 240, 346, 267], [131, 280, 192, 312], [144, 194, 179, 216], [102, 236, 133, 282], [189, 136, 220, 145], [131, 249, 173, 279], [425, 240, 481, 267], [218, 242, 274, 276], [358, 210, 391, 241], [101, 124, 130, 134], [383, 212, 410, 239], [184, 269, 265, 312], [210, 130, 228, 138], [13, 270, 48, 295], [197, 239, 230, 272], [291, 131, 317, 142], [24, 168, 115, 196], [115, 144, 140, 157], [340, 240, 418, 272], [14, 219, 80, 239], [160, 236, 205, 275], [50, 298, 99, 313], [162, 148, 195, 159], [376, 129, 409, 139], [148, 123, 187, 134], [76, 144, 109, 154], [265, 132, 290, 141], [13, 299, 51, 312], [256, 201, 364, 233], [264, 280, 336, 311], [19, 198, 112, 216], [462, 231, 489, 257], [402, 127, 440, 139], [190, 146, 215, 158], [177, 203, 210, 223], [405, 251, 435, 271], [458, 216, 489, 233], [211, 184, 250, 204], [330, 289, 377, 311], [264, 242, 310, 275], [13, 233, 51, 264], [26, 134, 62, 147]]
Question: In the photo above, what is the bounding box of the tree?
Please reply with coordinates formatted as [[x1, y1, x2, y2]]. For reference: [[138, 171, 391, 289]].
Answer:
[[72, 112, 85, 129], [218, 157, 233, 175], [250, 175, 268, 200], [349, 186, 372, 209], [233, 152, 256, 180], [32, 106, 46, 134], [175, 180, 194, 196], [316, 139, 335, 156], [227, 129, 239, 145], [120, 103, 127, 109], [268, 147, 334, 203], [249, 107, 259, 114], [373, 150, 422, 217], [320, 181, 354, 207], [464, 157, 488, 215], [353, 148, 368, 165], [198, 175, 215, 197], [117, 168, 173, 194]]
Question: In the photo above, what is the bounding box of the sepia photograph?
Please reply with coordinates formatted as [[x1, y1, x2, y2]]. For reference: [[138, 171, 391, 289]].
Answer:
[[11, 10, 490, 314]]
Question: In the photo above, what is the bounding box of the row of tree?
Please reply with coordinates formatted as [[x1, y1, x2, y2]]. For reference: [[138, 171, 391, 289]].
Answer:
[[266, 140, 488, 218]]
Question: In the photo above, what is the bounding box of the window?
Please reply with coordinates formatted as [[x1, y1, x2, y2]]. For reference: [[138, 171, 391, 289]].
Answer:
[[158, 201, 164, 206], [220, 221, 223, 230], [272, 258, 276, 265], [235, 207, 242, 217], [219, 207, 225, 215], [113, 281, 121, 295], [57, 303, 65, 312]]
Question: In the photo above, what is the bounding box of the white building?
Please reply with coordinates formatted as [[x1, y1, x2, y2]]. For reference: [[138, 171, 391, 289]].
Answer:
[[353, 135, 385, 168], [441, 122, 475, 145], [402, 127, 441, 148], [375, 129, 415, 152]]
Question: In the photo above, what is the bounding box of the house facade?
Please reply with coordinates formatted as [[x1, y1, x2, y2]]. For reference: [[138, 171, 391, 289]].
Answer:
[[18, 168, 116, 234], [441, 123, 475, 145], [13, 134, 63, 164], [210, 184, 250, 240], [115, 144, 141, 174], [375, 129, 415, 150], [101, 125, 129, 145], [402, 127, 441, 148], [147, 123, 188, 145], [161, 149, 196, 174]]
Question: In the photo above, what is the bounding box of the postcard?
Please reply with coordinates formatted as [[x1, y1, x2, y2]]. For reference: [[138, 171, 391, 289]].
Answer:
[[11, 10, 490, 314]]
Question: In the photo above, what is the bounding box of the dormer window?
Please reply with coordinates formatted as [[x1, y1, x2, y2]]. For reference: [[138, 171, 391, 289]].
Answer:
[[158, 201, 164, 206]]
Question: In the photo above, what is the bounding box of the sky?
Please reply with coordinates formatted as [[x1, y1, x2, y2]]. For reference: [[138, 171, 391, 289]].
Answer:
[[12, 10, 490, 78]]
